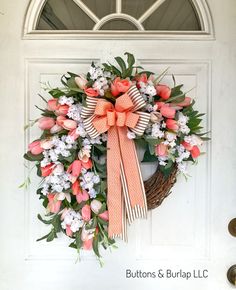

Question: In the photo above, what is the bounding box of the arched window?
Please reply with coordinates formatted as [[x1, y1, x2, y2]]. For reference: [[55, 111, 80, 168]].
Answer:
[[24, 0, 214, 39]]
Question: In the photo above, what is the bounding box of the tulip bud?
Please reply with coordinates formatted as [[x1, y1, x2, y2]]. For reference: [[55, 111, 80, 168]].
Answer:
[[53, 163, 64, 175], [90, 199, 102, 214], [40, 139, 54, 150], [28, 140, 43, 155], [50, 124, 63, 134], [75, 75, 88, 90], [38, 117, 55, 130], [150, 111, 162, 123]]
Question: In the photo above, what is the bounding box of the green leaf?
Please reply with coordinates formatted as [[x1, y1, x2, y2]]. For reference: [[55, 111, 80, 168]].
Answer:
[[24, 151, 44, 162], [154, 67, 169, 84], [92, 236, 100, 257], [37, 214, 52, 225], [75, 232, 83, 250], [166, 93, 185, 103], [93, 144, 107, 153], [142, 147, 157, 162], [69, 241, 77, 249], [36, 233, 50, 242], [125, 52, 135, 68], [115, 56, 126, 75], [145, 137, 162, 146], [49, 88, 65, 98], [108, 63, 121, 77], [138, 70, 154, 78], [67, 77, 84, 93], [46, 230, 57, 242], [97, 217, 108, 226]]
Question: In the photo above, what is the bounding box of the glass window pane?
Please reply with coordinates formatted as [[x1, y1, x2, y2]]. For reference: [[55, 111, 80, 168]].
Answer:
[[100, 19, 138, 30], [37, 0, 95, 30], [142, 0, 201, 31], [122, 0, 157, 19], [82, 0, 116, 19]]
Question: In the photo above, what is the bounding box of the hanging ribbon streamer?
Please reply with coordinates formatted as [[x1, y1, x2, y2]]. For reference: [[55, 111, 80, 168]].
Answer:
[[81, 86, 150, 240]]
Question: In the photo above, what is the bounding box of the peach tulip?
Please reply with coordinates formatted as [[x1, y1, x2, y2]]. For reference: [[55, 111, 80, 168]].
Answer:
[[76, 190, 89, 204], [99, 210, 109, 221], [56, 115, 67, 127], [156, 84, 171, 100], [47, 99, 59, 111], [55, 104, 69, 116], [75, 75, 88, 89], [68, 128, 80, 141], [176, 97, 192, 107], [90, 199, 102, 214], [41, 163, 54, 177], [84, 88, 99, 97], [135, 73, 148, 87], [38, 117, 55, 130], [81, 227, 95, 242], [72, 180, 81, 195], [81, 159, 92, 170], [191, 146, 200, 158], [67, 160, 82, 178], [81, 205, 91, 222], [111, 77, 131, 97], [160, 104, 176, 119], [50, 124, 63, 134], [40, 139, 53, 150], [66, 225, 73, 237], [182, 141, 193, 151], [47, 194, 62, 214], [155, 143, 168, 157], [83, 239, 93, 250], [53, 163, 64, 175], [61, 119, 77, 130], [166, 119, 179, 131], [28, 140, 43, 155]]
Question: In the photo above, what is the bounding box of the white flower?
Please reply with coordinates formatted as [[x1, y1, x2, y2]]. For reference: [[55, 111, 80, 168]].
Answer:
[[56, 192, 71, 203], [78, 148, 90, 163], [67, 104, 83, 121], [177, 162, 188, 174], [177, 112, 189, 126], [53, 163, 64, 175], [179, 124, 190, 134], [165, 132, 177, 142], [61, 210, 84, 233], [127, 130, 136, 139], [58, 96, 74, 106], [151, 123, 164, 138]]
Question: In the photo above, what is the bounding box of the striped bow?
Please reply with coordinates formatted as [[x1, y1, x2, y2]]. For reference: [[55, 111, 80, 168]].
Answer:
[[81, 86, 150, 240]]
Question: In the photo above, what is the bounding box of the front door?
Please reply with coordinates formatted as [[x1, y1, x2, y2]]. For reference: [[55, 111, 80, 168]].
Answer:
[[1, 0, 236, 289]]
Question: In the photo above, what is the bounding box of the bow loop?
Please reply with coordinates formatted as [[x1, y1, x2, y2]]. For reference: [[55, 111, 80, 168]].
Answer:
[[115, 93, 134, 112]]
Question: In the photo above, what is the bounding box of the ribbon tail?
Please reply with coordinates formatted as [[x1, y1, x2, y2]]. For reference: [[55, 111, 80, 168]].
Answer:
[[118, 127, 147, 223], [107, 126, 127, 240]]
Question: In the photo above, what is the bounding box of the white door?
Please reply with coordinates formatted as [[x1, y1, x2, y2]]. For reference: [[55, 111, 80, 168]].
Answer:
[[1, 0, 236, 289]]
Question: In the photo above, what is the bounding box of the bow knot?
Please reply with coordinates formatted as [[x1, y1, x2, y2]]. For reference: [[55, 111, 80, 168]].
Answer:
[[93, 95, 140, 132]]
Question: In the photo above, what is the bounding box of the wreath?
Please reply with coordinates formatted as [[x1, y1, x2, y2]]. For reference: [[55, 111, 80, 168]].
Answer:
[[22, 53, 209, 262]]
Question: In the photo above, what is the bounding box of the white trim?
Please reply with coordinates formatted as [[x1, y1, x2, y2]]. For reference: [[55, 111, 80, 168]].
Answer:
[[138, 0, 167, 23], [72, 0, 100, 23], [93, 13, 144, 31], [116, 0, 122, 14], [23, 0, 215, 40]]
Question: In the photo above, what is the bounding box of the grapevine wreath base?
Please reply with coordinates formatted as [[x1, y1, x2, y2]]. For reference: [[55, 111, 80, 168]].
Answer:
[[23, 53, 209, 261], [144, 165, 178, 210]]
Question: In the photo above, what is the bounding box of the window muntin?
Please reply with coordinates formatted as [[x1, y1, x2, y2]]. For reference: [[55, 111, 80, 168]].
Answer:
[[36, 0, 201, 31]]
